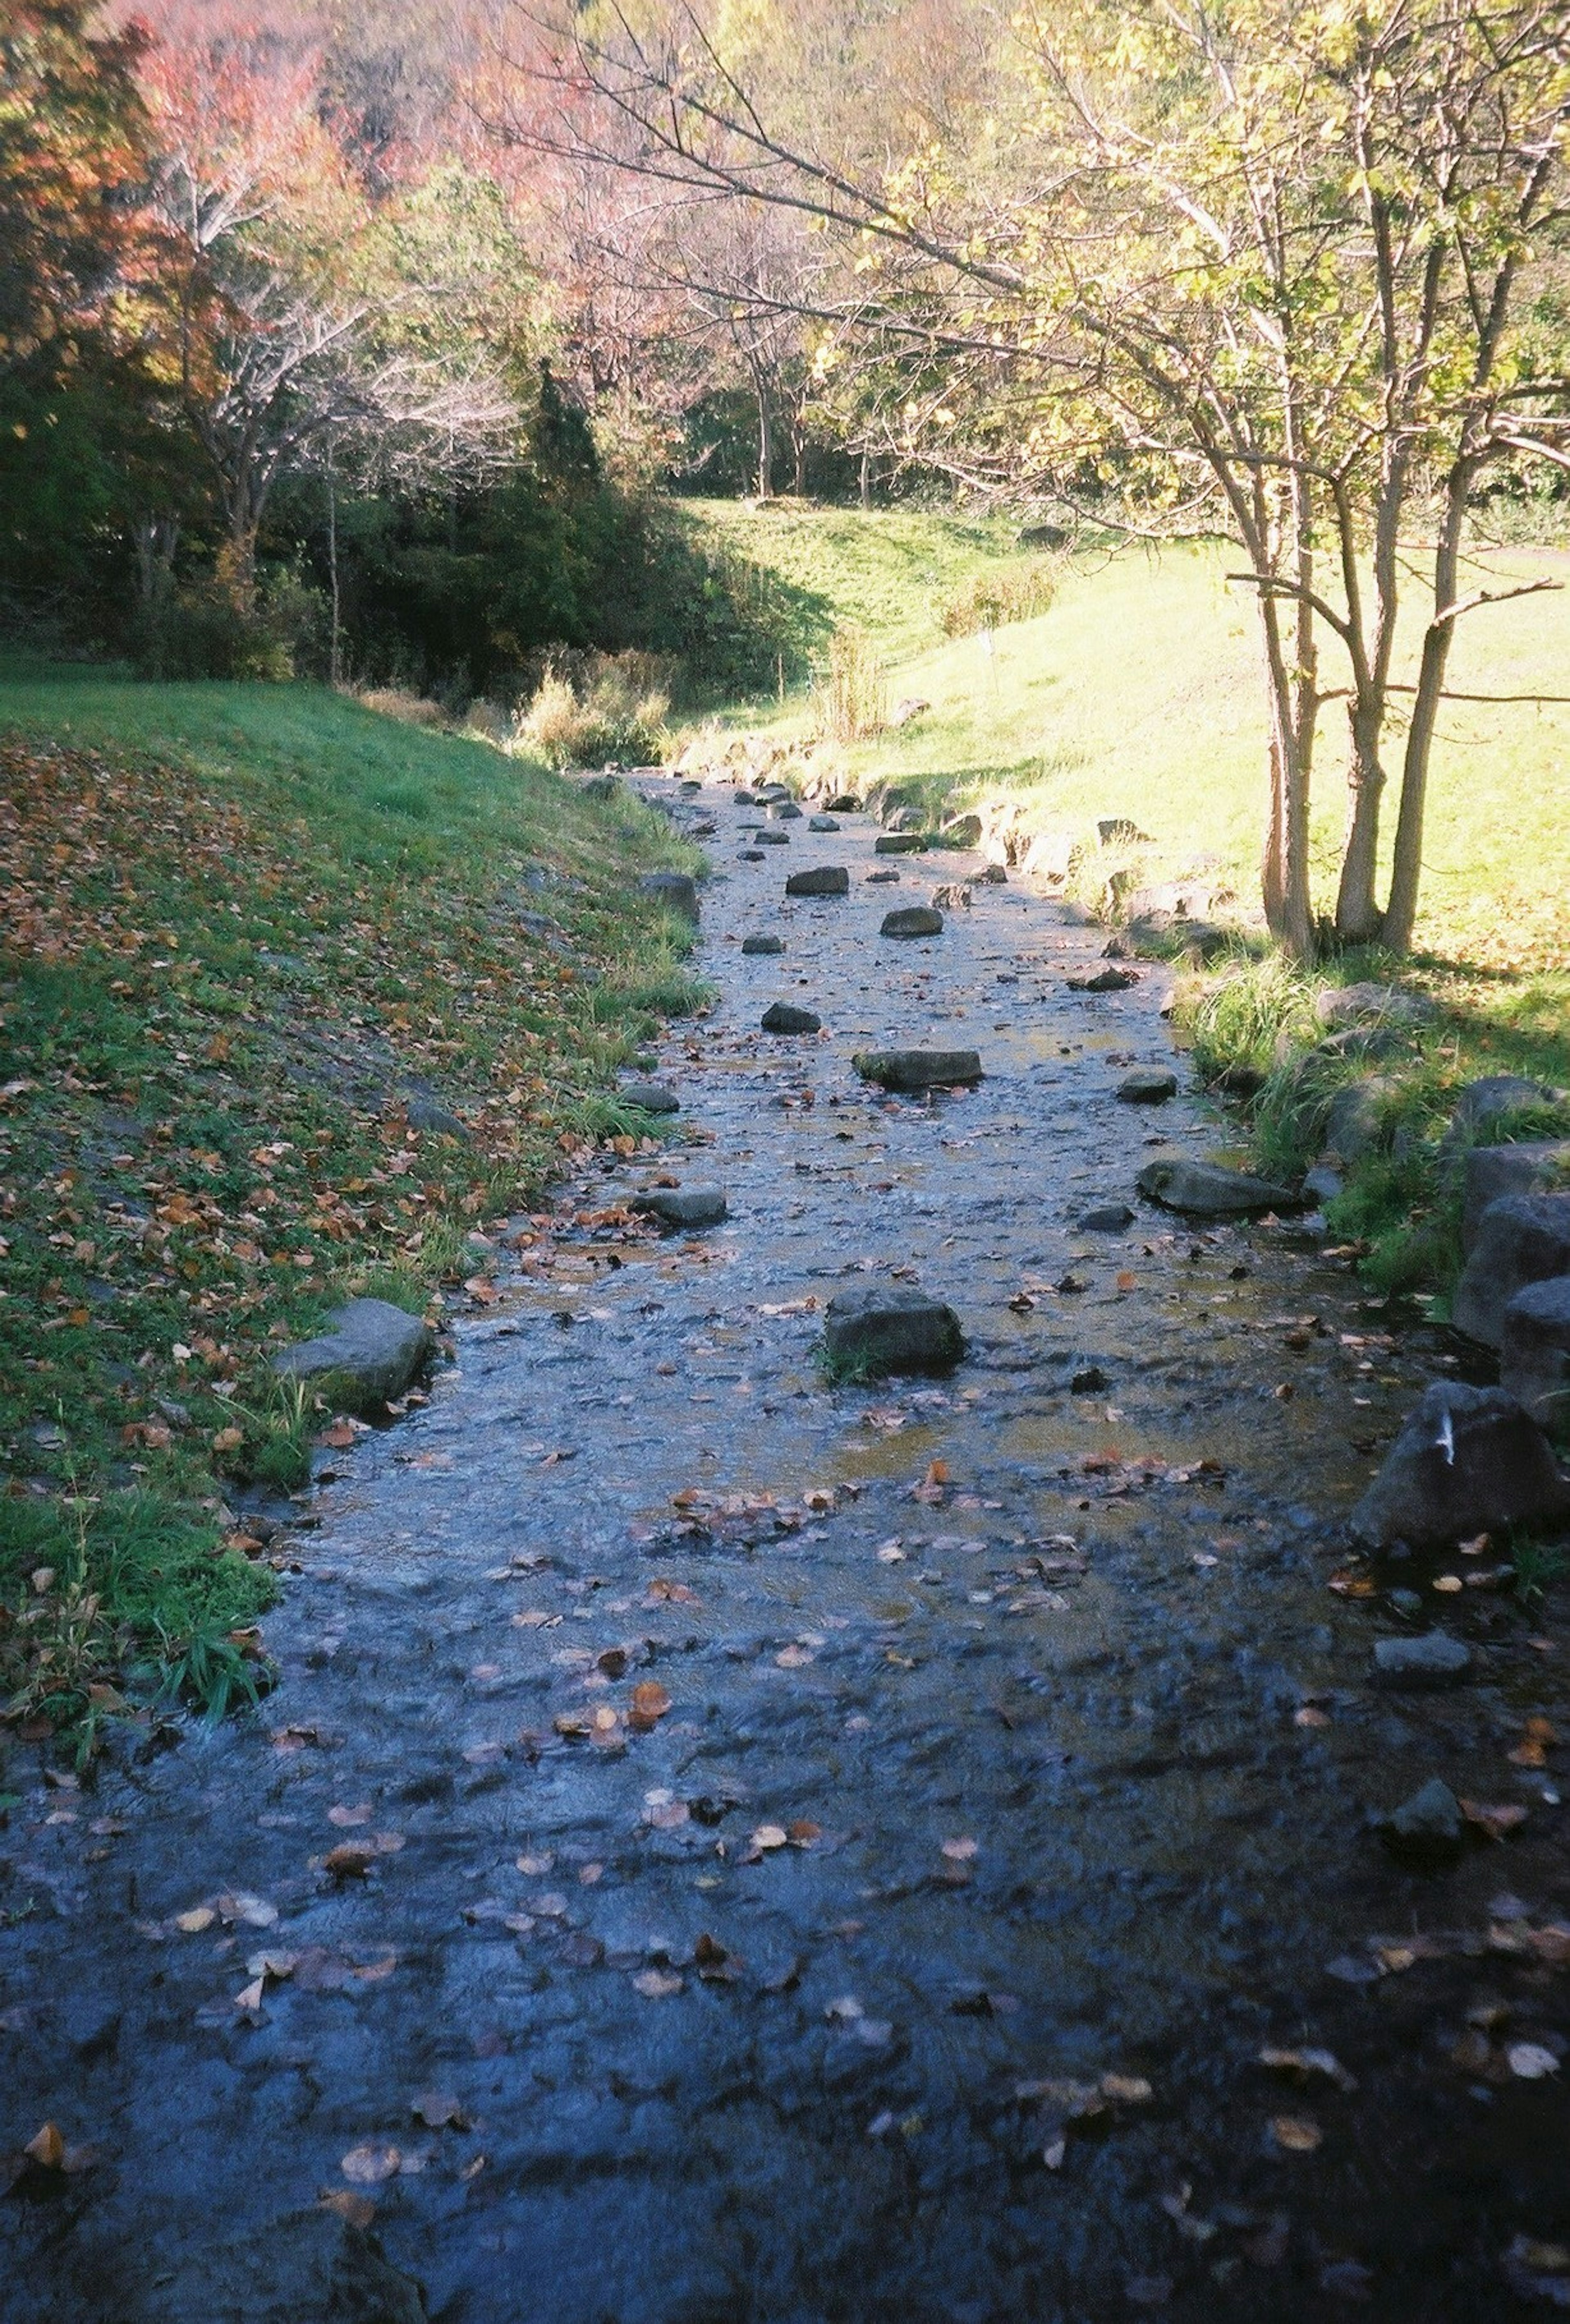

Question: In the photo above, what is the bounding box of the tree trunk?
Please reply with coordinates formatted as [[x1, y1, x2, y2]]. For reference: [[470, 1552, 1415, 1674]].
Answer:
[[1380, 475, 1469, 954], [327, 461, 342, 690], [1333, 697, 1387, 943], [752, 367, 773, 499], [1256, 595, 1316, 958], [859, 446, 871, 509]]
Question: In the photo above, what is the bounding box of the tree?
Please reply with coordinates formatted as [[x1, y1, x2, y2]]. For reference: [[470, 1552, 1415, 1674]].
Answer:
[[542, 0, 1570, 955]]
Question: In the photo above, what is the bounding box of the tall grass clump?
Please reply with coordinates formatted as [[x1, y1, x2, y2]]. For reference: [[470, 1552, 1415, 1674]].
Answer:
[[814, 626, 887, 744], [940, 557, 1058, 638], [512, 654, 670, 769]]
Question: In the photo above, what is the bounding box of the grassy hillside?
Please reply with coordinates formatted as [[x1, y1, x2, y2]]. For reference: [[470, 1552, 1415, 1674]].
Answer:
[[682, 497, 1027, 674], [693, 518, 1569, 976], [0, 669, 700, 1748]]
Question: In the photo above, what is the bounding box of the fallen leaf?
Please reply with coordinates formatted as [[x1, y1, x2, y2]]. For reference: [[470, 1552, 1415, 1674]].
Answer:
[[774, 1644, 814, 1668], [318, 1423, 356, 1450], [788, 1819, 822, 1847], [516, 1852, 554, 1876], [323, 1844, 376, 1880], [1508, 2043, 1561, 2081], [411, 2091, 470, 2129], [1101, 2073, 1154, 2104], [1259, 2046, 1357, 2093], [341, 2142, 401, 2184], [174, 1905, 215, 1934], [628, 1681, 672, 1728], [941, 1837, 978, 1861], [328, 1803, 372, 1828], [320, 2190, 377, 2227], [632, 1968, 683, 1998], [24, 2123, 63, 2171], [233, 1977, 267, 2013], [1271, 2113, 1323, 2153], [1461, 1800, 1530, 1841], [215, 1891, 277, 1928], [752, 1824, 788, 1851]]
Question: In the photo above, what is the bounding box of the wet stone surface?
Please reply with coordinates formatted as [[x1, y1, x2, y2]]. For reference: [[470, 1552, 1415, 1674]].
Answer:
[[4, 777, 1570, 2321]]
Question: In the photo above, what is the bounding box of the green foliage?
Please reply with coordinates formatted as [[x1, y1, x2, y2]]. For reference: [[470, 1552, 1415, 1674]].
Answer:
[[511, 657, 670, 769]]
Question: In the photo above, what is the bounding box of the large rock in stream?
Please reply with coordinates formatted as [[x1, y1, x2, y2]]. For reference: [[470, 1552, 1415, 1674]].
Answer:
[[761, 1001, 822, 1035], [824, 1284, 964, 1376], [785, 865, 850, 898], [635, 1188, 728, 1231], [275, 1299, 433, 1413], [1136, 1156, 1296, 1217], [1451, 1192, 1570, 1347], [880, 905, 945, 939], [1350, 1381, 1570, 1547], [853, 1048, 983, 1092], [1461, 1143, 1570, 1255], [639, 872, 699, 921]]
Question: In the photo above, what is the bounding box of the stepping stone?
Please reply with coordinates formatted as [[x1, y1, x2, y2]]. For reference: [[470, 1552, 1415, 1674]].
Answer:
[[1379, 1777, 1465, 1862], [1452, 1193, 1570, 1347], [1080, 1202, 1135, 1232], [866, 869, 900, 884], [275, 1299, 433, 1414], [1068, 966, 1137, 992], [1070, 1364, 1110, 1393], [1350, 1381, 1570, 1546], [824, 1284, 964, 1377], [639, 872, 698, 921], [1373, 1633, 1472, 1689], [762, 1002, 821, 1035], [635, 1188, 728, 1231], [738, 848, 764, 861], [825, 793, 861, 812], [733, 790, 758, 807], [786, 866, 850, 898], [1136, 1158, 1296, 1216], [853, 1048, 982, 1093], [742, 935, 784, 955], [808, 815, 841, 833], [758, 829, 790, 845], [620, 1080, 679, 1114], [875, 833, 926, 855], [881, 906, 944, 939], [769, 800, 803, 820], [1117, 1069, 1177, 1103]]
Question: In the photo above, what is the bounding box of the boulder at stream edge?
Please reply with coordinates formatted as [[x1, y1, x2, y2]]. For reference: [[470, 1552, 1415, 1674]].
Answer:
[[1501, 1277, 1570, 1430], [639, 872, 699, 921], [1452, 1192, 1570, 1347], [1135, 1157, 1296, 1217], [1349, 1380, 1570, 1547], [275, 1298, 433, 1414]]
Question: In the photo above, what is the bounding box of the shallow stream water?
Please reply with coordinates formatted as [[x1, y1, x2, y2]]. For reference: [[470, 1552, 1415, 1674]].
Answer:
[[3, 778, 1569, 2322]]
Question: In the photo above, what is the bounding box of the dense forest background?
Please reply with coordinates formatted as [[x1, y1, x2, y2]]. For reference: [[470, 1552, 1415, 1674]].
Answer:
[[1, 0, 900, 705]]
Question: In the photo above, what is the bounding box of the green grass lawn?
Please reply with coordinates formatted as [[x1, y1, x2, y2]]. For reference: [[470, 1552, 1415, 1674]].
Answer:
[[0, 668, 701, 1749]]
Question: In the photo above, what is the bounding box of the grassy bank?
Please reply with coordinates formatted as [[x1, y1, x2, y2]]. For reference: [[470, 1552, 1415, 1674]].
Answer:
[[0, 670, 702, 1749]]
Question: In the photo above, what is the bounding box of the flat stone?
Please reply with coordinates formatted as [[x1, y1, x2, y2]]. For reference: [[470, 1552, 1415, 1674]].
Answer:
[[1350, 1380, 1570, 1546], [634, 1188, 728, 1231], [824, 1284, 964, 1377], [1080, 1203, 1135, 1231], [1068, 966, 1137, 992], [619, 1079, 680, 1114], [785, 866, 850, 898], [757, 829, 790, 846], [866, 869, 901, 884], [741, 935, 784, 956], [1314, 981, 1439, 1030], [1453, 1193, 1570, 1347], [737, 848, 764, 861], [1373, 1633, 1473, 1688], [1380, 1777, 1465, 1862], [761, 1002, 821, 1035], [1117, 1069, 1177, 1104], [875, 833, 926, 855], [965, 864, 1007, 886], [1136, 1158, 1296, 1216], [1462, 1143, 1570, 1254], [733, 790, 758, 806], [639, 872, 698, 921], [825, 793, 861, 812], [881, 906, 944, 939], [853, 1048, 983, 1093], [768, 800, 803, 820], [401, 1094, 468, 1138], [1501, 1275, 1570, 1430], [275, 1299, 433, 1414], [807, 815, 841, 832]]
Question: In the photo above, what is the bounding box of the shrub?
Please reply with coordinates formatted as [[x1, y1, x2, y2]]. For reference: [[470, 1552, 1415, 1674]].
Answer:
[[511, 653, 670, 769], [940, 558, 1058, 637]]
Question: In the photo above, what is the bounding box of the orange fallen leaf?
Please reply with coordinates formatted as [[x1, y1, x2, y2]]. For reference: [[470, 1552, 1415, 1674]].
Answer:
[[318, 1422, 356, 1450], [24, 2124, 63, 2171], [211, 1426, 244, 1454], [320, 2190, 377, 2227], [1271, 2114, 1323, 2153], [941, 1836, 979, 1861], [1115, 1271, 1138, 1293], [632, 1968, 683, 1998], [1461, 1799, 1530, 1840], [628, 1682, 672, 1728], [752, 1824, 788, 1851]]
